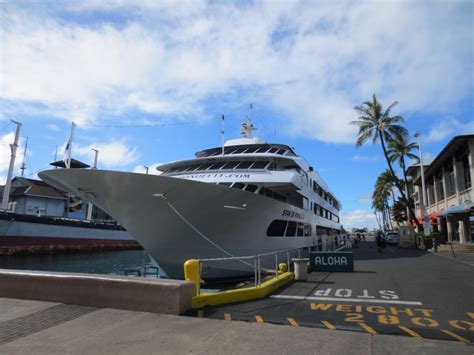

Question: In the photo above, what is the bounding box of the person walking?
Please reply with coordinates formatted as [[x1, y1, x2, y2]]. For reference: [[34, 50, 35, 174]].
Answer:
[[376, 231, 384, 253]]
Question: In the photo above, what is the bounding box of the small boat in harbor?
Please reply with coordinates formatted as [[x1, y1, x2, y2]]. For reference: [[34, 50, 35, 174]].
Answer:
[[40, 115, 342, 279]]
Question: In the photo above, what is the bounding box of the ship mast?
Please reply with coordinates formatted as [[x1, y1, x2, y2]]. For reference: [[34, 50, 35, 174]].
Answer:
[[20, 136, 28, 177], [240, 104, 257, 138], [1, 120, 22, 210]]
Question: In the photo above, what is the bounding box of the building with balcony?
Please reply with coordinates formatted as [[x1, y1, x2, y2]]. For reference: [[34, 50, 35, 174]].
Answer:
[[407, 135, 473, 244]]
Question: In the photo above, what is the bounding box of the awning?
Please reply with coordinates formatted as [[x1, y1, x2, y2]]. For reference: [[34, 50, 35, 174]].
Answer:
[[437, 202, 474, 217]]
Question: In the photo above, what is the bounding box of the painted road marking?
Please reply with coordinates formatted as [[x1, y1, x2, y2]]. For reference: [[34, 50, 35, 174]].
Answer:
[[321, 320, 336, 330], [287, 317, 298, 326], [224, 313, 231, 321], [255, 315, 264, 324], [358, 322, 377, 335], [441, 329, 470, 343], [197, 310, 204, 318], [272, 294, 422, 305], [398, 326, 421, 338]]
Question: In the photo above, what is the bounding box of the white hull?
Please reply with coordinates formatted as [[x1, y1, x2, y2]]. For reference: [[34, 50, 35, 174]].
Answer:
[[40, 169, 336, 279]]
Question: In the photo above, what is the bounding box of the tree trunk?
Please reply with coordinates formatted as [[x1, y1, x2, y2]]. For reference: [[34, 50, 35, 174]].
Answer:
[[379, 131, 422, 233]]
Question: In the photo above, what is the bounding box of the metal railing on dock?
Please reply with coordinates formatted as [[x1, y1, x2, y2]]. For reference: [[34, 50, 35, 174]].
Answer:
[[123, 265, 161, 278]]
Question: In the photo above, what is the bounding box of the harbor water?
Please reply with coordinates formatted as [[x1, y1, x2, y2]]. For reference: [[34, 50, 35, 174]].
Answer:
[[0, 250, 163, 277]]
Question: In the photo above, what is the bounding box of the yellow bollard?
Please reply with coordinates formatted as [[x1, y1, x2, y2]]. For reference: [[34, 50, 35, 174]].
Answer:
[[184, 259, 200, 295], [279, 263, 288, 273]]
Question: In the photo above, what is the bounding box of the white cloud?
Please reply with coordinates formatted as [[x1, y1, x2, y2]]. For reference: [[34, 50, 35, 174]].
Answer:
[[425, 117, 474, 143], [132, 163, 163, 175], [47, 124, 61, 131], [341, 209, 377, 229], [352, 155, 378, 162], [76, 141, 138, 168], [357, 194, 372, 205], [1, 2, 472, 142]]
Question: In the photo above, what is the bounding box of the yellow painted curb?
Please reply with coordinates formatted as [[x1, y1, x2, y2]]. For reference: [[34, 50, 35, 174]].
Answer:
[[192, 272, 294, 309]]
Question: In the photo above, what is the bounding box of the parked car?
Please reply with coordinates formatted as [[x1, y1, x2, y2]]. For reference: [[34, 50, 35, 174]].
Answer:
[[385, 232, 400, 245]]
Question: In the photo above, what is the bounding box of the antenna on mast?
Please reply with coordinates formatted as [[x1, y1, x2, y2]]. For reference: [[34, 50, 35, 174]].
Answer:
[[240, 104, 257, 138], [20, 136, 28, 177], [221, 114, 225, 155]]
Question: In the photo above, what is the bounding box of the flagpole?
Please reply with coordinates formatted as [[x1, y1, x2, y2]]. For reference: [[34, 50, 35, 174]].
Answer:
[[221, 114, 225, 156], [65, 122, 76, 169]]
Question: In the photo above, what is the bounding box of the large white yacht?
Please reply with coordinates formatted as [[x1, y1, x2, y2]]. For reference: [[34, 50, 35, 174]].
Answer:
[[39, 116, 341, 279]]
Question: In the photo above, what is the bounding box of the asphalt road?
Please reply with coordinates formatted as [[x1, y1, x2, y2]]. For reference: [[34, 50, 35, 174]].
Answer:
[[188, 240, 474, 344]]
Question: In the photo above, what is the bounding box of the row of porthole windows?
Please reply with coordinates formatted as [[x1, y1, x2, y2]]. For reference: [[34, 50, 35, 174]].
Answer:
[[170, 160, 271, 173], [312, 180, 339, 210], [200, 145, 296, 157], [313, 203, 340, 223], [217, 182, 287, 202], [267, 219, 312, 237]]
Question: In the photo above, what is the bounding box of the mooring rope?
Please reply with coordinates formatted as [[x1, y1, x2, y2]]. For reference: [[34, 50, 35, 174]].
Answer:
[[155, 194, 256, 270]]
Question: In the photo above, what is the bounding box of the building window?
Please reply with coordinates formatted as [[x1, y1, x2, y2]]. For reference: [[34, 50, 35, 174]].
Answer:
[[462, 155, 471, 190], [446, 166, 456, 196], [436, 172, 444, 200]]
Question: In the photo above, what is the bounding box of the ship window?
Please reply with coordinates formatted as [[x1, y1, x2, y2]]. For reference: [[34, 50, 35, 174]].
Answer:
[[236, 161, 253, 169], [209, 162, 226, 170], [258, 187, 265, 195], [268, 148, 278, 153], [232, 148, 247, 154], [286, 221, 297, 237], [193, 165, 204, 171], [244, 147, 259, 153], [210, 151, 221, 156], [218, 182, 232, 187], [256, 147, 270, 153], [267, 220, 287, 237], [277, 149, 286, 155], [250, 161, 269, 169], [245, 184, 258, 193], [304, 224, 312, 237], [232, 183, 245, 189], [222, 161, 239, 169], [319, 207, 324, 217], [297, 222, 304, 237]]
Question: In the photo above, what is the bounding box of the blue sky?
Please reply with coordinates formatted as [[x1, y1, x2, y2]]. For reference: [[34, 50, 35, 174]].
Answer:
[[1, 1, 473, 228]]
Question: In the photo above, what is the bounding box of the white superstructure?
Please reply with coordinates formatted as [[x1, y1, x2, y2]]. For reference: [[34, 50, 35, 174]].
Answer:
[[40, 117, 341, 279]]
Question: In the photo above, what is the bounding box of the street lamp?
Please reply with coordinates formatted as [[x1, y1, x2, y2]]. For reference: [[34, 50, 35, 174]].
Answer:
[[414, 132, 430, 235]]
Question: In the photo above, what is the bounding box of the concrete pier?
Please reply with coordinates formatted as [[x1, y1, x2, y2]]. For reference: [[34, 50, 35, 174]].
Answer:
[[0, 298, 470, 354], [0, 269, 194, 315]]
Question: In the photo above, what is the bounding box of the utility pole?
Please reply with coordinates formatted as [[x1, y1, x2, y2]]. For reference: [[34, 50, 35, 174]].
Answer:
[[1, 120, 22, 210], [414, 132, 430, 235]]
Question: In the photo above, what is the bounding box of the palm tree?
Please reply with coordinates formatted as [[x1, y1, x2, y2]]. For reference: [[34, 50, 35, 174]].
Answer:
[[388, 132, 419, 222], [373, 170, 394, 231], [351, 94, 422, 231]]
